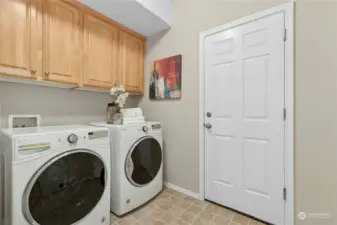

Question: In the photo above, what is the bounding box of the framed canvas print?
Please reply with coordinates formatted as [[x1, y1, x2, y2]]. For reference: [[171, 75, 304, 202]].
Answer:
[[149, 55, 182, 99]]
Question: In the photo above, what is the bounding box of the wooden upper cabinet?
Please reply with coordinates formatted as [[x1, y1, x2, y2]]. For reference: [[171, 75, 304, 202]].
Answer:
[[0, 0, 146, 91], [119, 31, 144, 93], [83, 15, 118, 88], [0, 0, 42, 79], [43, 0, 82, 84]]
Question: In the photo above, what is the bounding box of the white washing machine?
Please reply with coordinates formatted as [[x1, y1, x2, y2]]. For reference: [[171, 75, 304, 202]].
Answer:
[[0, 125, 111, 225], [90, 122, 163, 216]]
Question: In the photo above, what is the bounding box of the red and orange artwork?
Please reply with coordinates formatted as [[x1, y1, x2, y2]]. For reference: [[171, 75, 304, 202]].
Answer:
[[150, 55, 182, 99]]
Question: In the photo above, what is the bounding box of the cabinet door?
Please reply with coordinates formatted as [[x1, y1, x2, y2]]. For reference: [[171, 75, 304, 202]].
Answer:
[[83, 15, 118, 88], [0, 0, 42, 79], [43, 0, 81, 84], [119, 31, 144, 93]]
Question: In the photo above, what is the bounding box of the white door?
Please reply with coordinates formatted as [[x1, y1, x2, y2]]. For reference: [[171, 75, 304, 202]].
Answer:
[[204, 12, 285, 225]]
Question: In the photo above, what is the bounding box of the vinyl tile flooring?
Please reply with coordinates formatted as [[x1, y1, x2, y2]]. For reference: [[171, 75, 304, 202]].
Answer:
[[110, 187, 267, 225]]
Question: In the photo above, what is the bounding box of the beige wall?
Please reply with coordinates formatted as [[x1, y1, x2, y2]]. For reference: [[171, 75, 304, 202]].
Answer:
[[140, 0, 337, 224], [295, 2, 337, 225], [0, 82, 140, 128]]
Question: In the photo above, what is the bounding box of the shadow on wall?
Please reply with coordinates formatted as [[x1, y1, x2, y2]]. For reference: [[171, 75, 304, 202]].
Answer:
[[147, 29, 170, 53], [124, 95, 143, 109], [0, 82, 141, 128], [162, 139, 168, 179]]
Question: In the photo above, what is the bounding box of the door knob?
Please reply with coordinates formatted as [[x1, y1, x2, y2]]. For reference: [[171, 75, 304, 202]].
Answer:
[[206, 112, 212, 118], [204, 123, 212, 129]]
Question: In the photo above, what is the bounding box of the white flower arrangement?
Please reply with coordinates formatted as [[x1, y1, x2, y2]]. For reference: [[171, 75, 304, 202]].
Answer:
[[110, 85, 129, 110]]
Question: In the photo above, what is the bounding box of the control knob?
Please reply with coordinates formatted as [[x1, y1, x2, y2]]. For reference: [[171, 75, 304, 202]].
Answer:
[[142, 126, 149, 133], [68, 134, 78, 144]]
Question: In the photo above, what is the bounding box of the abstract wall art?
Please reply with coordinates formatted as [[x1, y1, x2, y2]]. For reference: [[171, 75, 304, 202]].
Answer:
[[149, 55, 182, 99]]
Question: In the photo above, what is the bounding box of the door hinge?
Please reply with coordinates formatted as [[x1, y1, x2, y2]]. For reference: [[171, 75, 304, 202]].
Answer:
[[283, 28, 287, 42], [283, 108, 287, 121], [283, 187, 287, 201]]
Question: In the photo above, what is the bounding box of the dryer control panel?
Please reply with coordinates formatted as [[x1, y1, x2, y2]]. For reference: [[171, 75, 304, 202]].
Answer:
[[141, 123, 162, 133]]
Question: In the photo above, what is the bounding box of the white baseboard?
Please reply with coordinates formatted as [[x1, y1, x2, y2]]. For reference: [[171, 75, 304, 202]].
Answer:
[[164, 181, 200, 200]]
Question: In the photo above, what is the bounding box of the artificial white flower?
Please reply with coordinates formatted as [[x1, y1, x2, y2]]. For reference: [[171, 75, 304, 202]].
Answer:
[[109, 84, 129, 110], [119, 85, 125, 92], [110, 87, 117, 96]]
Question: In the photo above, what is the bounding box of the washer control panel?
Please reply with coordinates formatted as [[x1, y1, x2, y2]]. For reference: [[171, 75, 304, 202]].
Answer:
[[67, 134, 78, 144], [14, 129, 109, 160], [142, 126, 149, 133]]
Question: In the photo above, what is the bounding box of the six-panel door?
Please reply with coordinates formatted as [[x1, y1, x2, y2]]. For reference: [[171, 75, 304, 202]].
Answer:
[[204, 12, 285, 224], [83, 15, 119, 89], [0, 0, 42, 79]]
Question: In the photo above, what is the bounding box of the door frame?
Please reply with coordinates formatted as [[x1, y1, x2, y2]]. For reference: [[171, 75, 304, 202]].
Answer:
[[198, 2, 294, 225]]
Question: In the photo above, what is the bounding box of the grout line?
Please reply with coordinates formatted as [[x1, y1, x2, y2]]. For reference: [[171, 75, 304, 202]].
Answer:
[[110, 190, 175, 225], [184, 204, 198, 224], [189, 199, 209, 224], [160, 188, 198, 223], [138, 190, 174, 223], [114, 188, 255, 225], [155, 191, 174, 223], [147, 189, 175, 223], [204, 202, 236, 223], [230, 211, 236, 222]]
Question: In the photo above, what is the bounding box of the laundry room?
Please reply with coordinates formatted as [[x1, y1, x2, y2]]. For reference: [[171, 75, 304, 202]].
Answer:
[[1, 0, 337, 225]]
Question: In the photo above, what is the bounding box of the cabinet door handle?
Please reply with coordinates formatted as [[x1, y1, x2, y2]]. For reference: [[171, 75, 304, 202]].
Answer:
[[31, 69, 37, 74], [44, 71, 50, 76]]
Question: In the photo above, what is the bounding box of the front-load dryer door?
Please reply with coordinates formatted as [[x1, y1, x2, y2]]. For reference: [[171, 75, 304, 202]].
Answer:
[[22, 150, 107, 225], [125, 137, 162, 187]]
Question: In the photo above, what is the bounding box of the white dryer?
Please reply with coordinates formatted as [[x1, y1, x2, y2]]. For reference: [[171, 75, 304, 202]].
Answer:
[[91, 122, 163, 216], [0, 125, 111, 225]]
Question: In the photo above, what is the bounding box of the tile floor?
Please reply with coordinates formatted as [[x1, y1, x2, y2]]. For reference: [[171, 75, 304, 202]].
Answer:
[[110, 187, 267, 225]]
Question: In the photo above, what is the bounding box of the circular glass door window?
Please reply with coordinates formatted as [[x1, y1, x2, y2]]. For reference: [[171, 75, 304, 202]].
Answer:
[[23, 151, 106, 225], [125, 137, 162, 187]]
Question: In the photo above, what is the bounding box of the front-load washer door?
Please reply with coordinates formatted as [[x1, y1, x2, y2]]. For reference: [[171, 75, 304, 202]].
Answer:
[[22, 150, 106, 225], [125, 137, 162, 187]]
